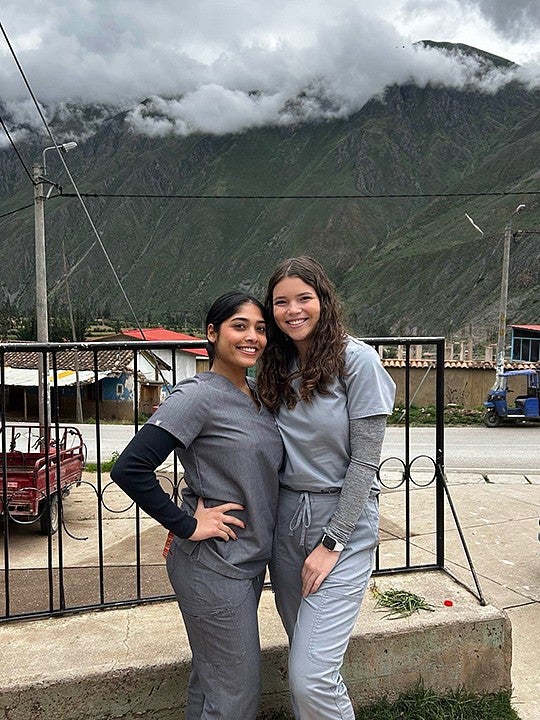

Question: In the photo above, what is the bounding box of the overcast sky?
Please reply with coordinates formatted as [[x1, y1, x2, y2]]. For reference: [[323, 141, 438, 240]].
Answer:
[[1, 0, 539, 137]]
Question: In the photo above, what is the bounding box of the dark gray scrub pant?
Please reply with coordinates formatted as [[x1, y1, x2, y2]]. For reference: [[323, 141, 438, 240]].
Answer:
[[167, 541, 264, 720], [270, 488, 379, 720]]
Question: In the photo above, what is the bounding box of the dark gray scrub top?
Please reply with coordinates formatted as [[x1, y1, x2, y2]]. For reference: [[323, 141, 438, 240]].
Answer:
[[148, 371, 283, 579], [276, 337, 396, 492]]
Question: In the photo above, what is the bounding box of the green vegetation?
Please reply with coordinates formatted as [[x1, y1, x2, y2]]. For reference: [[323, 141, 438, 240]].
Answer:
[[263, 686, 520, 719], [355, 686, 520, 720], [370, 583, 435, 619], [0, 306, 200, 342], [0, 302, 93, 342], [388, 405, 484, 426], [85, 451, 119, 473]]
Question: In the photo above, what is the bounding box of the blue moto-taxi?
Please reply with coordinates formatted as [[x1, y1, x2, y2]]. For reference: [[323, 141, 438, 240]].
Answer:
[[483, 369, 540, 427]]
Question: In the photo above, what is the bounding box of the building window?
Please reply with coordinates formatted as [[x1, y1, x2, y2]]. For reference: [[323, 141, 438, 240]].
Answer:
[[512, 334, 540, 363]]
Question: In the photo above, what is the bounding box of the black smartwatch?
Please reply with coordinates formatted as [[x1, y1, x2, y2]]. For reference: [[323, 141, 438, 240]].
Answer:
[[321, 533, 345, 552]]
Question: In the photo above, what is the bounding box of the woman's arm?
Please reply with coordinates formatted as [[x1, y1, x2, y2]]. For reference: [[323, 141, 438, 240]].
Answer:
[[111, 424, 245, 541], [111, 424, 197, 538], [326, 414, 386, 544]]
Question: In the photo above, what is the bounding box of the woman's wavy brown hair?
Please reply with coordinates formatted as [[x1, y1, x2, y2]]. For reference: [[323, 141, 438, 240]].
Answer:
[[258, 256, 347, 412]]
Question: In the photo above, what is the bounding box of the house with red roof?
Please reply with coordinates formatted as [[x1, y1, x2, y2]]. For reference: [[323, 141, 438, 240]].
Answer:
[[96, 328, 210, 413]]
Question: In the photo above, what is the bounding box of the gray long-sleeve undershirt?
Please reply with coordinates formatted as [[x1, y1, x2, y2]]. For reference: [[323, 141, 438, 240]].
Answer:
[[326, 414, 386, 545]]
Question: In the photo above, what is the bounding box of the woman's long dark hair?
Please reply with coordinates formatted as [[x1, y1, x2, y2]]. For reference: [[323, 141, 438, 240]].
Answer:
[[258, 257, 347, 412], [205, 291, 265, 368]]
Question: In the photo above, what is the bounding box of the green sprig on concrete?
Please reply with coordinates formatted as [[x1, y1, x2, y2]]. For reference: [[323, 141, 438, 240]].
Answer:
[[371, 583, 435, 619]]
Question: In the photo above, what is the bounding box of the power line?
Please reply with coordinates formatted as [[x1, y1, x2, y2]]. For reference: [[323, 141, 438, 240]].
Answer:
[[0, 193, 64, 219], [2, 189, 537, 221], [62, 189, 540, 200], [0, 113, 34, 183], [0, 202, 34, 219]]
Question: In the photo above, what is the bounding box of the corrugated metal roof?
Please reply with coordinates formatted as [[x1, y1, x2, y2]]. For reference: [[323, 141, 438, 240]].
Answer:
[[3, 349, 133, 372]]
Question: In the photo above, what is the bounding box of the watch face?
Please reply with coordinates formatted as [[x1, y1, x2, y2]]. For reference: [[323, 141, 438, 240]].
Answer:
[[322, 534, 336, 550], [322, 533, 345, 551]]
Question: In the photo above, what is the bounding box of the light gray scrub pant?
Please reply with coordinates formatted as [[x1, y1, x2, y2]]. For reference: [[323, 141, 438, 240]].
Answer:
[[166, 540, 265, 720], [269, 487, 379, 720]]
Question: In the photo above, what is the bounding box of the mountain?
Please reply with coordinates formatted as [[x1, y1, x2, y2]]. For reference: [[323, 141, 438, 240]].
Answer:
[[0, 43, 538, 338]]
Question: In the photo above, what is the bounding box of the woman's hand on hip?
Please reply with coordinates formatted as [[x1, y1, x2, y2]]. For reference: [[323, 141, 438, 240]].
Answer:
[[189, 497, 245, 542], [301, 544, 340, 596]]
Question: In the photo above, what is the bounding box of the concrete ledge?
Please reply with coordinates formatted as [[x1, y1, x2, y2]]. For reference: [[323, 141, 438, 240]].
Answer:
[[0, 571, 511, 719]]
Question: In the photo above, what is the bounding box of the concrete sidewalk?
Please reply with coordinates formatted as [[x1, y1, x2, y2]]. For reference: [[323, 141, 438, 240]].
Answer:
[[428, 471, 540, 720], [0, 471, 538, 719]]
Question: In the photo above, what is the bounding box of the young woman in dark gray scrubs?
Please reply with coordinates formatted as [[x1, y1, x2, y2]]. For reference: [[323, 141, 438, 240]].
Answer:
[[111, 292, 282, 720], [258, 258, 395, 720]]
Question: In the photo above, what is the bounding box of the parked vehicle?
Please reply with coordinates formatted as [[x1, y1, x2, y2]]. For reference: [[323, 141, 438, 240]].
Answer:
[[0, 425, 86, 534], [483, 369, 540, 427]]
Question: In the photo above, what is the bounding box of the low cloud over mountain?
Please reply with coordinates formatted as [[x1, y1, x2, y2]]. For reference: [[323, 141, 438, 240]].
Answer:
[[1, 2, 539, 138]]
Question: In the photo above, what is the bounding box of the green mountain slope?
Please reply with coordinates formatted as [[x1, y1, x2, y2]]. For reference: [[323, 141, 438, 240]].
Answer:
[[0, 44, 538, 336]]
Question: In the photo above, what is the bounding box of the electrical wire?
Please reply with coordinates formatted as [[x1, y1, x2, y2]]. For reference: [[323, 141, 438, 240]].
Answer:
[[2, 188, 538, 222], [0, 113, 34, 183], [62, 189, 540, 200], [0, 19, 146, 340], [1, 189, 538, 221], [0, 202, 35, 219]]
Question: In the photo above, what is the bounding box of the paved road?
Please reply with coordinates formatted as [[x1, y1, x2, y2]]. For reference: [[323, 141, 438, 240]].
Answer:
[[72, 423, 540, 474], [384, 425, 540, 474]]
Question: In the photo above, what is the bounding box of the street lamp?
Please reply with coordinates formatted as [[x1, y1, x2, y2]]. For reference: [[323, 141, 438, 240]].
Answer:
[[495, 203, 526, 377], [33, 141, 78, 436]]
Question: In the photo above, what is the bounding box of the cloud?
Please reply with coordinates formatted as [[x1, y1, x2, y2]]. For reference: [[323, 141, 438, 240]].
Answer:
[[126, 16, 524, 137], [467, 0, 540, 39], [128, 88, 286, 136], [400, 0, 540, 57], [1, 1, 538, 139]]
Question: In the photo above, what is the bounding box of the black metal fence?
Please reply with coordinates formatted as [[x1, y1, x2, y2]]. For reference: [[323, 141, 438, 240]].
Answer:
[[0, 337, 484, 623]]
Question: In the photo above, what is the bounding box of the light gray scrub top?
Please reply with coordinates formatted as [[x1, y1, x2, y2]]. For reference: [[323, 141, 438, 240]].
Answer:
[[148, 372, 283, 579], [276, 337, 396, 492]]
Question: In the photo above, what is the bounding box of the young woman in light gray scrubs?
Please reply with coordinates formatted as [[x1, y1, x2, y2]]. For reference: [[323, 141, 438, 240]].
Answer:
[[258, 257, 395, 720], [112, 292, 282, 720]]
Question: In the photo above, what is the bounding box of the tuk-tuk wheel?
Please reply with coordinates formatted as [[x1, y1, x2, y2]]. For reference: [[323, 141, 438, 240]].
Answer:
[[483, 410, 501, 428], [39, 493, 59, 535]]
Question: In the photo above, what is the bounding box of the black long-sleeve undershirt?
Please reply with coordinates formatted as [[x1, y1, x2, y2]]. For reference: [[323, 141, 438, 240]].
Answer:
[[110, 423, 197, 539]]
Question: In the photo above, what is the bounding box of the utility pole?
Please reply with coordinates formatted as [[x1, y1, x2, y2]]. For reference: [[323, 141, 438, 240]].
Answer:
[[33, 143, 78, 435], [33, 160, 50, 437], [495, 204, 526, 377]]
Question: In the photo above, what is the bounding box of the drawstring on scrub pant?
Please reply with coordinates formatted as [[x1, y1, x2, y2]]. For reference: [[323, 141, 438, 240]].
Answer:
[[284, 486, 341, 546], [289, 491, 312, 546]]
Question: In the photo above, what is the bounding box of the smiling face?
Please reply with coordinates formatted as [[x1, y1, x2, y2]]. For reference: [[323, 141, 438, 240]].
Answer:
[[272, 276, 321, 354], [207, 301, 267, 378]]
